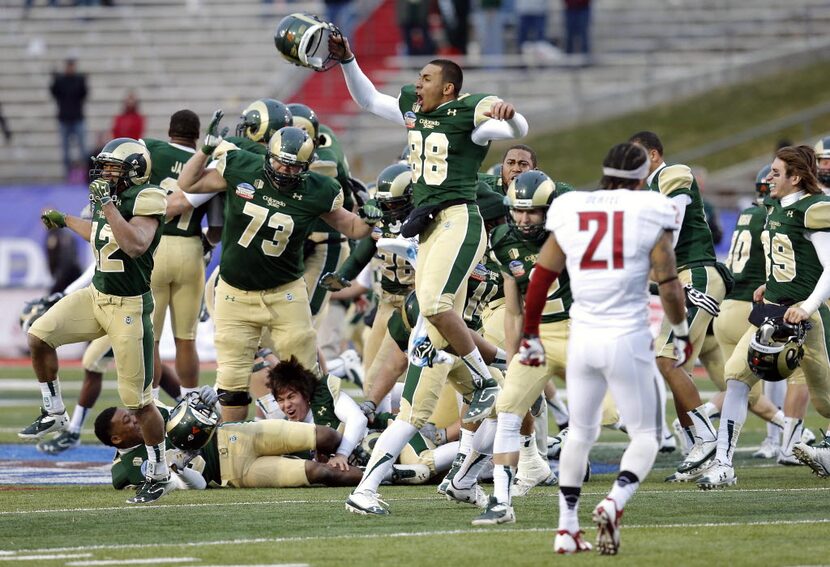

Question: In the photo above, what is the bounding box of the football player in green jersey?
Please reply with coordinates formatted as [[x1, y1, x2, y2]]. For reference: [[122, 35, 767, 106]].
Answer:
[[178, 120, 381, 423], [321, 162, 416, 380], [144, 110, 218, 397], [629, 131, 726, 476], [95, 387, 367, 490], [478, 143, 538, 195], [328, 33, 528, 421], [219, 98, 293, 156], [698, 145, 830, 489], [22, 138, 173, 504], [815, 136, 830, 193]]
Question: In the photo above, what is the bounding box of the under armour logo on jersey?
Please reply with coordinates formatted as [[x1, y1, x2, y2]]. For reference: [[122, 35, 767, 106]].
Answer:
[[447, 109, 457, 116], [292, 193, 303, 200], [225, 295, 235, 302], [318, 407, 327, 416]]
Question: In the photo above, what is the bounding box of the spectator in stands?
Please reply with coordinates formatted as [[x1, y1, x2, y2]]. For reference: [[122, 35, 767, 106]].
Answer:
[[111, 91, 145, 140], [396, 0, 436, 56], [517, 0, 547, 50], [439, 0, 470, 55], [325, 0, 357, 39], [50, 58, 88, 179], [475, 0, 504, 59], [0, 102, 11, 143], [562, 0, 591, 56]]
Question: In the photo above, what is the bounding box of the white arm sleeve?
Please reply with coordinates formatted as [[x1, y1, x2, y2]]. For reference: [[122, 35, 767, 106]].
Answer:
[[470, 112, 529, 145], [341, 59, 405, 125], [63, 262, 96, 294], [800, 231, 830, 315], [355, 262, 374, 289], [333, 391, 368, 457], [184, 191, 221, 208], [670, 194, 692, 247]]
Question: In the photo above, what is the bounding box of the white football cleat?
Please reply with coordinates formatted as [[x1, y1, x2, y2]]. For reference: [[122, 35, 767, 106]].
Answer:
[[664, 467, 704, 483], [554, 529, 592, 554], [752, 438, 780, 459], [592, 498, 622, 556], [677, 439, 717, 473], [471, 496, 515, 526], [672, 418, 692, 456], [792, 442, 830, 478], [777, 450, 803, 466], [696, 459, 737, 490], [802, 427, 817, 446], [345, 490, 389, 515], [339, 349, 364, 388], [514, 451, 552, 497], [391, 464, 431, 485], [446, 481, 489, 508], [659, 431, 677, 453]]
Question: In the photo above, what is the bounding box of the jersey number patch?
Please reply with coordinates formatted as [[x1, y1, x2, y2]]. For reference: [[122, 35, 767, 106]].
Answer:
[[578, 211, 624, 270], [238, 202, 295, 257], [408, 131, 449, 185]]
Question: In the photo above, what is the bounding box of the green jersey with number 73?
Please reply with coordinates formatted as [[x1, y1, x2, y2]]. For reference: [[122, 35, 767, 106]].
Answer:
[[215, 149, 344, 291], [399, 84, 500, 207]]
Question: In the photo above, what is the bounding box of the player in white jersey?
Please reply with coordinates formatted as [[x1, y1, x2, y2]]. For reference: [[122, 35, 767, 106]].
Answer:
[[518, 143, 690, 556]]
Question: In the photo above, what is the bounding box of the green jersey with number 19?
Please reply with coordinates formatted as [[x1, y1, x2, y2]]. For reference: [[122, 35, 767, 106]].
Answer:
[[399, 84, 500, 207], [144, 138, 209, 238], [763, 194, 830, 305], [216, 149, 343, 291], [91, 184, 166, 297]]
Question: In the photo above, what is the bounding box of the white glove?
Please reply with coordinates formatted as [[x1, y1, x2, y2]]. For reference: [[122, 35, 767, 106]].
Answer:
[[672, 334, 693, 368]]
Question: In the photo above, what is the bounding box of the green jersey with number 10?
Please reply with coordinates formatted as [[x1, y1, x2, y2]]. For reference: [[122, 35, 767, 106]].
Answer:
[[399, 85, 500, 207]]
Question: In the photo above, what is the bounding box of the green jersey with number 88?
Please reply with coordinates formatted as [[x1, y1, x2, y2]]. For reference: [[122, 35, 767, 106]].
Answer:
[[399, 84, 501, 207]]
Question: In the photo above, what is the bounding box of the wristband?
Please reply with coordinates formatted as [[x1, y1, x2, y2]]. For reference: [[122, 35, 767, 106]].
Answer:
[[671, 320, 690, 337], [341, 55, 355, 64]]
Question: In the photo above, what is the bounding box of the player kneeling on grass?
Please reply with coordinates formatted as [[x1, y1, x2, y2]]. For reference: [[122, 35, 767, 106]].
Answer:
[[95, 386, 369, 490]]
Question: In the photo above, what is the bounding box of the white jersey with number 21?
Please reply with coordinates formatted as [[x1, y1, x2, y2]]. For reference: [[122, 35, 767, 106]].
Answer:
[[545, 189, 679, 335]]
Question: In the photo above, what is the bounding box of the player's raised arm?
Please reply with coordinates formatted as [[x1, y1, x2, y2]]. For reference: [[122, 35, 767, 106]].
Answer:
[[328, 34, 404, 125]]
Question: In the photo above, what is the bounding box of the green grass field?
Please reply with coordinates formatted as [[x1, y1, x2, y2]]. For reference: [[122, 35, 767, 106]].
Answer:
[[2, 366, 829, 567]]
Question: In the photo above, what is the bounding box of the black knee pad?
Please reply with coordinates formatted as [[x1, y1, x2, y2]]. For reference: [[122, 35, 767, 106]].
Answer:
[[217, 389, 252, 407]]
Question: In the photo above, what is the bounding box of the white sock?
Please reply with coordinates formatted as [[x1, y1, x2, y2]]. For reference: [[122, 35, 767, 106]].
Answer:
[[40, 380, 65, 414], [68, 404, 91, 434], [461, 348, 491, 385], [472, 418, 497, 455], [607, 471, 640, 510], [519, 433, 538, 461], [492, 347, 508, 369], [493, 464, 513, 505], [152, 387, 160, 400], [459, 427, 474, 456], [493, 412, 522, 455], [781, 417, 803, 456], [702, 401, 719, 417], [180, 386, 199, 397], [558, 487, 581, 533], [453, 450, 491, 488], [716, 381, 750, 464], [688, 404, 717, 443], [356, 419, 416, 494], [770, 409, 785, 430], [145, 442, 169, 480]]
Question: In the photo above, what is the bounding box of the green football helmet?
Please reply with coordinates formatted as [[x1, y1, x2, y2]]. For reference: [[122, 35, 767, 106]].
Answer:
[[814, 136, 830, 186], [287, 103, 320, 140], [375, 163, 413, 228], [235, 99, 293, 143], [90, 138, 151, 194], [747, 318, 808, 382], [755, 164, 771, 202], [274, 13, 340, 72], [506, 170, 557, 243], [166, 392, 219, 451], [264, 126, 316, 190]]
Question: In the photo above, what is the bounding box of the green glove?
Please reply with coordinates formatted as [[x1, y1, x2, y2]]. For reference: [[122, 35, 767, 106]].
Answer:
[[320, 271, 352, 292], [41, 209, 66, 229], [358, 204, 383, 226], [202, 110, 230, 155], [89, 179, 113, 206]]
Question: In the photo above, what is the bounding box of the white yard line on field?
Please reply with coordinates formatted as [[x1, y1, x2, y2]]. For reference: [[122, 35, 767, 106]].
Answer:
[[0, 554, 91, 561], [0, 486, 828, 517], [4, 519, 829, 556], [66, 558, 197, 566]]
